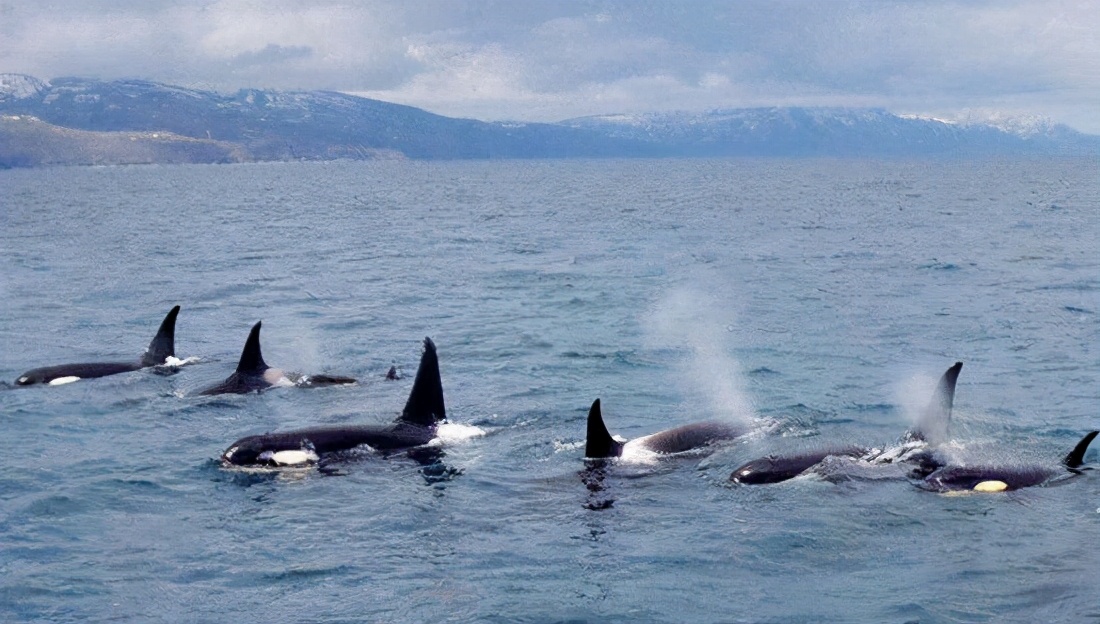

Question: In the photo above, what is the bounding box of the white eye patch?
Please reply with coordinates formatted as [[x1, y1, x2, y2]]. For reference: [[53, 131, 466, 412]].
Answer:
[[48, 376, 81, 386]]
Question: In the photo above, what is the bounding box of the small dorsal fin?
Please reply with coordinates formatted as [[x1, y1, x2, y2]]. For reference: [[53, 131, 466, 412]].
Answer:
[[1064, 431, 1098, 469], [399, 337, 446, 426], [235, 321, 269, 373], [585, 399, 623, 458], [911, 361, 962, 444], [140, 305, 180, 367]]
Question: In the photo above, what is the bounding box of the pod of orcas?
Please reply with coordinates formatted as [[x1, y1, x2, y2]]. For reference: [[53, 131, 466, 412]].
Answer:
[[13, 306, 1098, 494]]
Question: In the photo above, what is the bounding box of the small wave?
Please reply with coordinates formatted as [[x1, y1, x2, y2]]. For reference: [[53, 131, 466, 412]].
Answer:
[[919, 261, 961, 271], [1064, 306, 1093, 314], [554, 439, 584, 454], [748, 366, 780, 376]]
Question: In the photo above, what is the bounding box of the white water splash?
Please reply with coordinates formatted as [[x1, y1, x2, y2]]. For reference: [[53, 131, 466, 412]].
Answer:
[[429, 422, 487, 446], [162, 355, 201, 367]]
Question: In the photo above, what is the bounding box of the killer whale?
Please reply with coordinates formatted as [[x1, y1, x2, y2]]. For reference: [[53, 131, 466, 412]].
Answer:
[[15, 305, 181, 386], [730, 362, 963, 485], [197, 321, 356, 395], [919, 431, 1098, 493], [584, 398, 745, 459], [728, 445, 867, 485], [221, 337, 446, 467]]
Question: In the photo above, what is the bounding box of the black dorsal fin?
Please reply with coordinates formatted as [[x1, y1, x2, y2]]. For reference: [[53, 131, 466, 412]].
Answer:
[[911, 362, 962, 444], [140, 305, 180, 367], [1064, 431, 1098, 469], [235, 321, 269, 374], [399, 337, 446, 426], [585, 399, 623, 458]]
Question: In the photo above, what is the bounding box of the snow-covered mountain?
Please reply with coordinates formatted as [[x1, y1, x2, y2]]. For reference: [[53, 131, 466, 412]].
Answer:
[[0, 74, 49, 101], [1, 73, 1096, 167], [562, 108, 1098, 156]]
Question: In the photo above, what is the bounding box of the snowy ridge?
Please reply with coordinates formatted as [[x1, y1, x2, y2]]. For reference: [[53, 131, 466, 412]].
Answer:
[[0, 74, 49, 102]]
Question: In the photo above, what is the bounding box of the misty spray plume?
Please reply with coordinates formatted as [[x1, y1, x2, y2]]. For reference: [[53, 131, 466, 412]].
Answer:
[[644, 286, 758, 426]]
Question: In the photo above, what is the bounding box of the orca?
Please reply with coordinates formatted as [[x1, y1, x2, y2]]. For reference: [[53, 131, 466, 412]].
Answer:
[[919, 431, 1098, 493], [729, 446, 867, 485], [221, 337, 446, 467], [730, 362, 963, 485], [197, 321, 356, 395], [15, 305, 181, 386], [584, 398, 745, 459]]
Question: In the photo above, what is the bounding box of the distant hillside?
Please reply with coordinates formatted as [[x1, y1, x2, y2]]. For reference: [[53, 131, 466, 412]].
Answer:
[[1, 73, 1096, 167], [561, 108, 1100, 157], [0, 114, 245, 167]]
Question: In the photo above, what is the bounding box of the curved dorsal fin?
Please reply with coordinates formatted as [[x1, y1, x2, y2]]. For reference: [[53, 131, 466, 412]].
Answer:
[[911, 361, 962, 444], [140, 305, 180, 367], [1064, 431, 1098, 469], [399, 337, 446, 426], [235, 321, 269, 373], [585, 399, 623, 458]]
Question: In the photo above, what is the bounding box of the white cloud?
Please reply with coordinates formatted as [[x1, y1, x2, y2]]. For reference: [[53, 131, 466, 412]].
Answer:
[[0, 0, 1097, 132]]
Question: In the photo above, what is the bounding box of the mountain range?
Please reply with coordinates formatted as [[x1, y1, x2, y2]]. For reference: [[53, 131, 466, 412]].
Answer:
[[1, 73, 1096, 167]]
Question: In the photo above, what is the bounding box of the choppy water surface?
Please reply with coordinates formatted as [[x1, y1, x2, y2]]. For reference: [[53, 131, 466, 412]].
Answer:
[[1, 158, 1098, 623]]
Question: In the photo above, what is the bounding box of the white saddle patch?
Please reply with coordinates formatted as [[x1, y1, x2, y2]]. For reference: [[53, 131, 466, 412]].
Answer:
[[262, 368, 295, 387], [620, 437, 661, 465], [48, 376, 81, 386]]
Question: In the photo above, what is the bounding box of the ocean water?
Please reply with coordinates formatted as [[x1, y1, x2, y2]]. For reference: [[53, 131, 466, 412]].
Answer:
[[1, 157, 1098, 623]]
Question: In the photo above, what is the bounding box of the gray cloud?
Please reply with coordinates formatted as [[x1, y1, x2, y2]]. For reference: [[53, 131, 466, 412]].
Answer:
[[1, 0, 1097, 132], [231, 44, 313, 68]]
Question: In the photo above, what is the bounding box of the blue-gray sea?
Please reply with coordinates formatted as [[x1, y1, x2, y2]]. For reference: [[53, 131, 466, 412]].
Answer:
[[1, 158, 1098, 623]]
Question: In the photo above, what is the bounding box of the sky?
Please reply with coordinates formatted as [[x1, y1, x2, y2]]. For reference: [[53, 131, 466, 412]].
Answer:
[[1, 0, 1097, 133]]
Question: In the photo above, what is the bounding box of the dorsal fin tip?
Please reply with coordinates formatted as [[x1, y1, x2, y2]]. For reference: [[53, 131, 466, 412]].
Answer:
[[399, 336, 446, 426], [235, 321, 268, 373], [141, 304, 180, 367], [1065, 431, 1098, 469], [911, 361, 963, 444], [585, 398, 621, 458]]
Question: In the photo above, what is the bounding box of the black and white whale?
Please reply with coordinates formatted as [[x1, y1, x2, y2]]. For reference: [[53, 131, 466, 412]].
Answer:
[[197, 321, 356, 395], [584, 398, 746, 459], [730, 362, 963, 485], [15, 305, 181, 386], [919, 431, 1098, 493], [221, 337, 447, 467]]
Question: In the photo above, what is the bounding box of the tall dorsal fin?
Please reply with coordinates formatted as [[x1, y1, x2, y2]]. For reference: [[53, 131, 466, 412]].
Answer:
[[1064, 431, 1098, 469], [140, 305, 180, 367], [585, 399, 623, 458], [235, 321, 269, 373], [911, 361, 962, 444], [399, 337, 446, 426]]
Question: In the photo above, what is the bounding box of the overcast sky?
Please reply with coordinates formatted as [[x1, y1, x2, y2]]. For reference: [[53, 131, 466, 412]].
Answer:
[[2, 0, 1097, 132]]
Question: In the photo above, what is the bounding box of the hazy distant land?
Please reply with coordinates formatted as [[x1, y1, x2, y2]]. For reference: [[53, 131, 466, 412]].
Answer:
[[2, 73, 1097, 168]]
